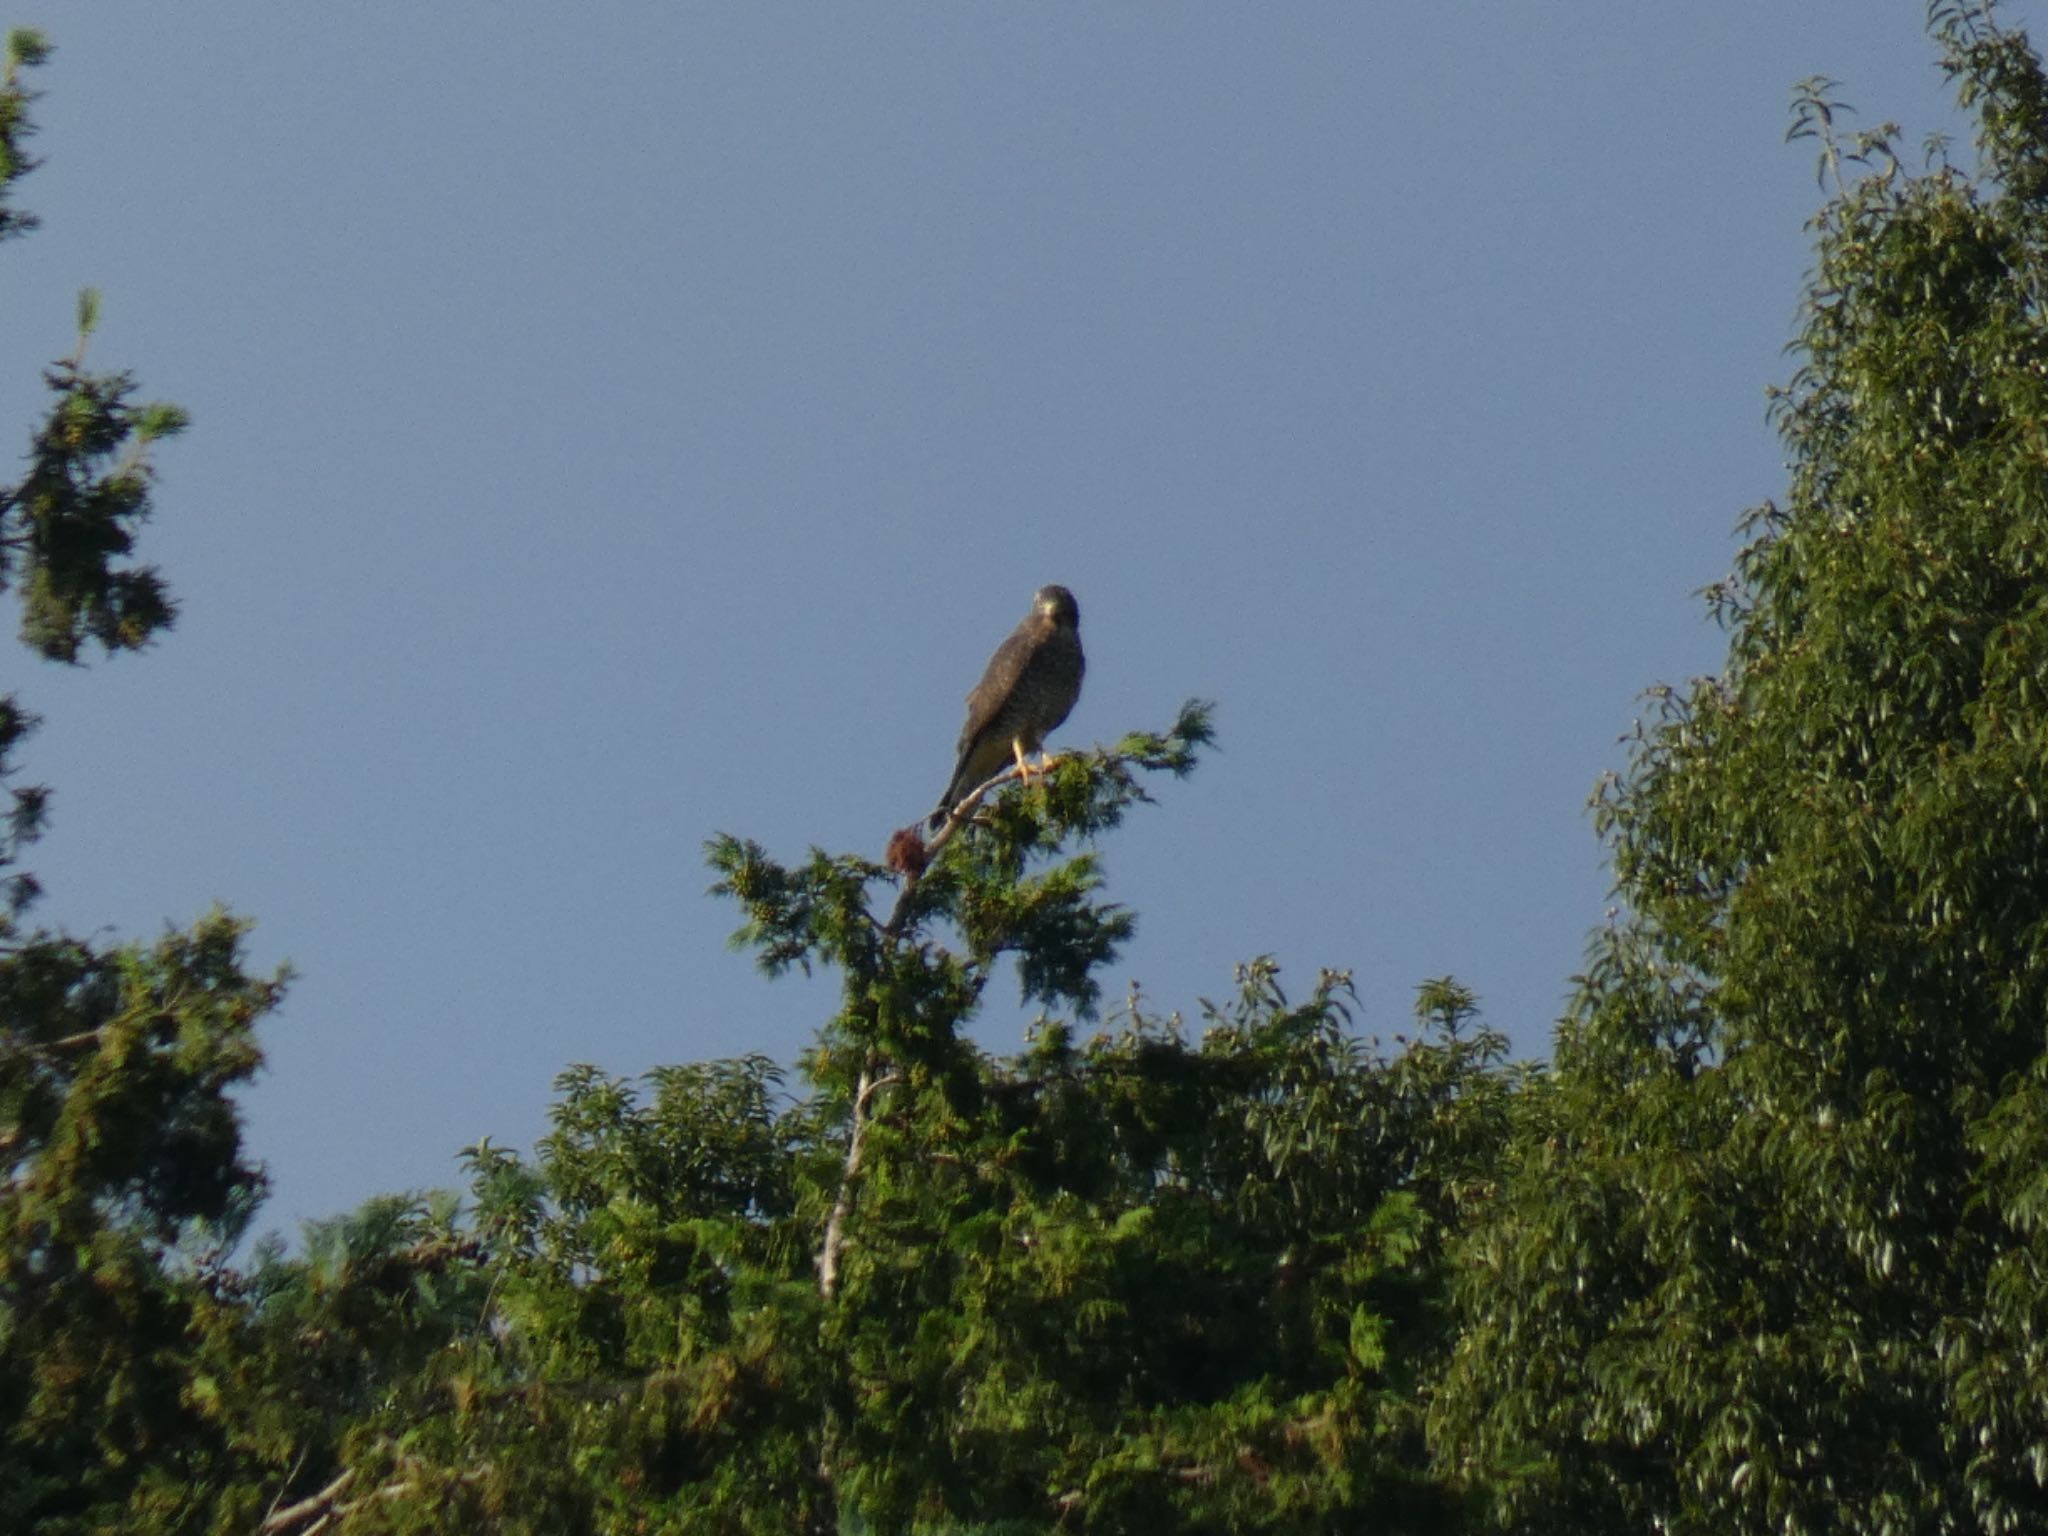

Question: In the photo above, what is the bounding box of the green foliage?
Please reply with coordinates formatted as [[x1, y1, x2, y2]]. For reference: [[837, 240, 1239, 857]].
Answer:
[[0, 917, 286, 1533], [0, 342, 186, 663], [0, 29, 53, 243], [1434, 6, 2048, 1531], [33, 7, 2048, 1531], [0, 691, 48, 919], [207, 693, 1503, 1535], [0, 29, 184, 936], [812, 961, 1488, 1534], [0, 40, 185, 666], [257, 971, 1506, 1536], [0, 40, 302, 1536]]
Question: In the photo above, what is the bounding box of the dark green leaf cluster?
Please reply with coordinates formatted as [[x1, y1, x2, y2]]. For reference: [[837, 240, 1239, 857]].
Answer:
[[0, 40, 184, 666], [0, 30, 53, 243], [1435, 6, 2048, 1531], [0, 915, 288, 1535], [0, 691, 48, 919], [804, 967, 1492, 1535], [0, 352, 186, 663]]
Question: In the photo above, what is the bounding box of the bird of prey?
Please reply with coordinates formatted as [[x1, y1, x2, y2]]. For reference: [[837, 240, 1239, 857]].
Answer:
[[929, 585, 1085, 830]]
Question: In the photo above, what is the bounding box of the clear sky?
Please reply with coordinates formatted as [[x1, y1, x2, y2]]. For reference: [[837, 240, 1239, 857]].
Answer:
[[6, 4, 2030, 1236]]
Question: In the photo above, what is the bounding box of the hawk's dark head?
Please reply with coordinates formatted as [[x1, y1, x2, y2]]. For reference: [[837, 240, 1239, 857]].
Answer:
[[1034, 585, 1079, 628]]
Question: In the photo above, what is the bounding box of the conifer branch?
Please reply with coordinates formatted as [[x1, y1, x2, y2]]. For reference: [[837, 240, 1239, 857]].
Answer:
[[820, 707, 1211, 1300]]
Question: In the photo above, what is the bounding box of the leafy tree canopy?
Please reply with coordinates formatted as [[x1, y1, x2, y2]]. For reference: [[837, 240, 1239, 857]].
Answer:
[[1434, 5, 2048, 1532]]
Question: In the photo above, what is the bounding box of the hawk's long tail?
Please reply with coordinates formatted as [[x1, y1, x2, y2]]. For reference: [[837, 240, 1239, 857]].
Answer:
[[927, 760, 976, 832]]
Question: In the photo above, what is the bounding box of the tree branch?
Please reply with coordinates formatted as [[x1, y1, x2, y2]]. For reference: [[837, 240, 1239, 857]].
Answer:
[[919, 756, 1056, 874], [260, 1464, 481, 1534], [816, 762, 1035, 1298], [817, 1065, 899, 1299], [259, 1469, 356, 1535]]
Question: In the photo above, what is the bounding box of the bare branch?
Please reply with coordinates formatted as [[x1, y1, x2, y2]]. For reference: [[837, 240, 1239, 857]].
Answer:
[[259, 1468, 356, 1535], [817, 1065, 901, 1299], [920, 756, 1051, 870], [257, 1447, 311, 1533], [260, 1464, 482, 1534]]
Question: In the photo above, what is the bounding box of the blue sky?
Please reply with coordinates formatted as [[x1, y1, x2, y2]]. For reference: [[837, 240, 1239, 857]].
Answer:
[[6, 4, 2028, 1235]]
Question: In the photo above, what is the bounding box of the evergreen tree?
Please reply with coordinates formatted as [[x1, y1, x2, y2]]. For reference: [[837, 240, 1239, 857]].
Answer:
[[0, 32, 296, 1533], [1433, 6, 2048, 1532], [266, 715, 1510, 1535]]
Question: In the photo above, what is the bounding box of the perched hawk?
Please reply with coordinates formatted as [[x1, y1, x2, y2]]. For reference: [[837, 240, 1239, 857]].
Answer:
[[929, 585, 1085, 830]]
